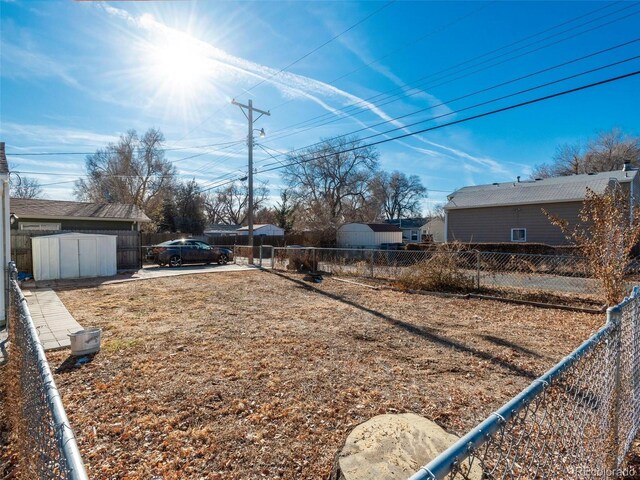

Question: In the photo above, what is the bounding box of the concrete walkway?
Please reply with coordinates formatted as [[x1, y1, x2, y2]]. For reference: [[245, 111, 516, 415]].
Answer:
[[23, 263, 257, 290], [24, 289, 83, 351]]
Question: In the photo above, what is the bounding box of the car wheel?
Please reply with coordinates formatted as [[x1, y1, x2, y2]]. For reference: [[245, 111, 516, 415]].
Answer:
[[218, 254, 228, 265], [169, 255, 182, 268]]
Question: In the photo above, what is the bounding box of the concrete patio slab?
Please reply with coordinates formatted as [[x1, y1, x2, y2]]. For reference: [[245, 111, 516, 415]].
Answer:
[[21, 263, 258, 290], [24, 289, 83, 351]]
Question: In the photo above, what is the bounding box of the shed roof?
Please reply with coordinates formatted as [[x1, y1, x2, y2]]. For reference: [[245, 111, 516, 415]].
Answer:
[[366, 223, 402, 232], [384, 218, 426, 229], [204, 224, 241, 233], [10, 198, 151, 222], [33, 232, 117, 240], [445, 170, 638, 210], [236, 224, 283, 231]]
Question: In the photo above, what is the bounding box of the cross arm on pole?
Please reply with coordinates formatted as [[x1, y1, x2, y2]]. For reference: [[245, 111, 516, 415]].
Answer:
[[231, 99, 271, 118]]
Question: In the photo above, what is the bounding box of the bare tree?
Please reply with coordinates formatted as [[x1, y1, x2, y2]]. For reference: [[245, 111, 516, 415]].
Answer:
[[174, 180, 206, 234], [372, 170, 427, 219], [211, 181, 269, 225], [282, 136, 379, 233], [584, 129, 640, 172], [255, 207, 276, 225], [531, 129, 640, 178], [203, 192, 226, 225], [11, 176, 44, 199], [544, 184, 640, 305], [74, 129, 176, 226], [429, 204, 445, 220]]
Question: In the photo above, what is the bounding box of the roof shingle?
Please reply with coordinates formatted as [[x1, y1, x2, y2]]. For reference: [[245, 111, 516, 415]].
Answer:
[[445, 170, 638, 210], [10, 198, 151, 222]]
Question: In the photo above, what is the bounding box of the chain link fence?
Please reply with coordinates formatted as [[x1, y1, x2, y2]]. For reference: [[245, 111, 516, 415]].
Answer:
[[265, 247, 600, 297], [6, 262, 88, 480], [409, 287, 640, 480]]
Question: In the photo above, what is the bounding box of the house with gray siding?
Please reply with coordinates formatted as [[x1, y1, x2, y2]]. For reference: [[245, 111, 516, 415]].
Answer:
[[444, 167, 640, 245]]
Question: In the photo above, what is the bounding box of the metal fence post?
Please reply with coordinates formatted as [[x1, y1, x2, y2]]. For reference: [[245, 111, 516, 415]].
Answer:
[[259, 245, 263, 267], [608, 305, 623, 469], [370, 250, 375, 278], [476, 250, 481, 289], [312, 248, 316, 274]]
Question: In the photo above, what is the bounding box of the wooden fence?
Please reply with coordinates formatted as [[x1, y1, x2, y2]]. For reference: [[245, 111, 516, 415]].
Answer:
[[11, 230, 141, 274], [140, 232, 313, 248]]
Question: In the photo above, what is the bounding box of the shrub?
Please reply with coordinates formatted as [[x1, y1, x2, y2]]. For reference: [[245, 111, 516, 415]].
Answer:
[[397, 250, 475, 292], [544, 184, 640, 305], [286, 251, 318, 272]]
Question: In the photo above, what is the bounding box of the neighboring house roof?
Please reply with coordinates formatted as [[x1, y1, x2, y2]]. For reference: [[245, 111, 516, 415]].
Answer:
[[366, 223, 402, 233], [445, 170, 638, 210], [10, 198, 151, 222], [236, 224, 283, 231], [204, 224, 241, 234], [384, 218, 426, 229], [0, 142, 9, 175]]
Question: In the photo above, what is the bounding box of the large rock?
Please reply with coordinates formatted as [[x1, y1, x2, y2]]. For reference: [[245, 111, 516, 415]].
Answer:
[[331, 413, 482, 480]]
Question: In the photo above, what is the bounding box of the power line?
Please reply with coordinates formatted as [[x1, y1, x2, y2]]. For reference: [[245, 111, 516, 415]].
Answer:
[[264, 0, 593, 114], [174, 1, 395, 145], [5, 139, 246, 157], [237, 1, 397, 98], [261, 70, 640, 174], [252, 52, 640, 169], [259, 4, 640, 144], [199, 69, 640, 192]]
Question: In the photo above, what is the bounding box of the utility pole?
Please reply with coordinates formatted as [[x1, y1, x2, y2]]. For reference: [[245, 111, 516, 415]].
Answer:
[[231, 99, 270, 264]]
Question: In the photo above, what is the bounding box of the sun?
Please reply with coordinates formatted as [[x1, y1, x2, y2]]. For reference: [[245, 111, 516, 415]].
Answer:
[[148, 36, 211, 94], [135, 18, 220, 115]]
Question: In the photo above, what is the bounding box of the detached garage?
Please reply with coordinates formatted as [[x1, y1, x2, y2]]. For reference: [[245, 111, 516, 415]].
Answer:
[[337, 223, 402, 249], [32, 232, 117, 281]]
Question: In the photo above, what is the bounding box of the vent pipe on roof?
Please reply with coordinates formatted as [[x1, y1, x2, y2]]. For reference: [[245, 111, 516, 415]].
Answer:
[[517, 176, 521, 183], [623, 161, 632, 171]]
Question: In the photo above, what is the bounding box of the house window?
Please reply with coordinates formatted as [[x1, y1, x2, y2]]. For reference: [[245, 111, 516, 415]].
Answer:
[[511, 228, 526, 242], [19, 222, 61, 231], [411, 230, 419, 241]]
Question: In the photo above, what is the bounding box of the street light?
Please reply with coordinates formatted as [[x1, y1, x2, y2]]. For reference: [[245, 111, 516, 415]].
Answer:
[[231, 99, 270, 264]]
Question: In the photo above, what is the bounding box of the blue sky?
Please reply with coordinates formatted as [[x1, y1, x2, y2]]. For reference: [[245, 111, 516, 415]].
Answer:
[[1, 0, 639, 212]]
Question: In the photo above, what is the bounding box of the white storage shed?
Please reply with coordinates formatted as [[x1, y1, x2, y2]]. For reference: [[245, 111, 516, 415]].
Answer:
[[32, 232, 117, 281], [337, 223, 402, 248]]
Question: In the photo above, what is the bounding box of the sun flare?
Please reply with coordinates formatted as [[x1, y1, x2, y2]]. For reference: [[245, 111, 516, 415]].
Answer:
[[136, 18, 220, 116], [149, 39, 210, 93]]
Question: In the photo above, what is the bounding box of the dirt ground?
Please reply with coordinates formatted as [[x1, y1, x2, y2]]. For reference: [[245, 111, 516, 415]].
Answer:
[[46, 270, 603, 480]]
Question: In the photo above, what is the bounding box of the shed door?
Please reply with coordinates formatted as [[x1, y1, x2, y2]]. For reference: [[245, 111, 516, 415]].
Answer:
[[79, 238, 98, 277], [60, 239, 80, 279]]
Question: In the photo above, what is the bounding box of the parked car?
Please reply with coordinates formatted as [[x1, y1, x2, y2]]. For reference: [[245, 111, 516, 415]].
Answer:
[[147, 240, 233, 267]]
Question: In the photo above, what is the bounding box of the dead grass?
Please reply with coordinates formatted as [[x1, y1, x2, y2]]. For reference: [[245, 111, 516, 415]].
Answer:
[[47, 270, 602, 479]]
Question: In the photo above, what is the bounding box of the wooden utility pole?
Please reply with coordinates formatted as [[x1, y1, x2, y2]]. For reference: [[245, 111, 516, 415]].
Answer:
[[231, 99, 270, 264]]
